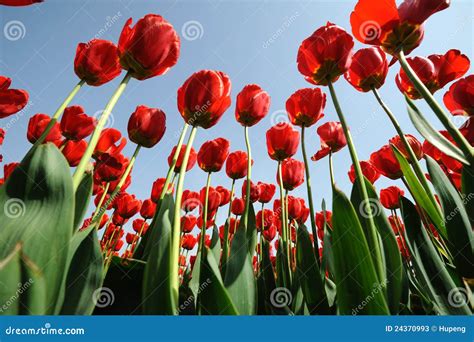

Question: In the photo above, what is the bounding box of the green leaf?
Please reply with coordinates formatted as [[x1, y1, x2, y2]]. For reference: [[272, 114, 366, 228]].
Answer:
[[210, 224, 221, 265], [426, 156, 474, 278], [223, 215, 256, 315], [73, 170, 93, 231], [245, 203, 257, 255], [0, 143, 73, 314], [392, 146, 446, 238], [320, 200, 335, 280], [461, 165, 474, 225], [142, 194, 176, 314], [400, 196, 471, 315], [295, 224, 330, 314], [60, 227, 103, 315], [351, 177, 403, 314], [331, 186, 389, 315], [258, 240, 277, 314], [406, 96, 469, 165], [198, 248, 238, 315]]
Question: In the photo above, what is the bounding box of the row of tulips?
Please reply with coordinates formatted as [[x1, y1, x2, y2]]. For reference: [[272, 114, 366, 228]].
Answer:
[[0, 0, 473, 316]]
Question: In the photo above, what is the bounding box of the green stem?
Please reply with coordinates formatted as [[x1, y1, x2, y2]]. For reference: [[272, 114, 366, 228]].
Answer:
[[222, 178, 235, 265], [277, 161, 291, 284], [243, 126, 252, 228], [199, 172, 212, 253], [33, 79, 85, 148], [92, 182, 110, 220], [170, 125, 198, 313], [72, 73, 132, 190], [301, 126, 319, 255], [372, 88, 442, 216], [328, 151, 335, 187], [327, 81, 384, 282], [397, 51, 474, 163]]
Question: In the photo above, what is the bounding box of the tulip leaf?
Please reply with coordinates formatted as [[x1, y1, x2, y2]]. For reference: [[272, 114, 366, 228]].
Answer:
[[406, 96, 469, 165], [245, 203, 257, 255], [320, 199, 335, 280], [60, 227, 103, 315], [142, 194, 176, 314], [223, 214, 256, 315], [426, 156, 474, 278], [400, 196, 471, 314], [198, 248, 238, 315], [331, 185, 389, 315], [295, 224, 330, 314], [259, 240, 277, 314], [210, 224, 221, 265], [351, 177, 403, 314], [73, 170, 93, 231], [392, 146, 446, 238], [0, 143, 73, 314], [461, 165, 474, 225]]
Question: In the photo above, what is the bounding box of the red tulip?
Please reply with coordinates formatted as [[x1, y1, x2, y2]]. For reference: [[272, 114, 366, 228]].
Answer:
[[199, 186, 222, 214], [108, 173, 131, 194], [388, 215, 405, 236], [168, 144, 197, 173], [286, 88, 326, 127], [140, 198, 156, 219], [3, 162, 19, 181], [216, 186, 231, 206], [197, 138, 230, 172], [150, 177, 174, 202], [99, 214, 109, 229], [311, 121, 347, 161], [181, 215, 197, 233], [0, 128, 4, 145], [278, 158, 304, 191], [0, 76, 29, 118], [297, 22, 354, 85], [350, 0, 449, 55], [127, 105, 166, 148], [315, 210, 332, 241], [389, 134, 424, 163], [177, 70, 231, 129], [226, 151, 250, 180], [115, 193, 141, 219], [113, 239, 124, 251], [27, 113, 62, 144], [95, 153, 128, 182], [61, 139, 87, 167], [241, 180, 260, 203], [235, 84, 271, 126], [74, 39, 121, 86], [231, 198, 245, 216], [182, 190, 201, 212], [380, 186, 404, 210], [118, 14, 180, 80], [94, 128, 127, 158], [257, 182, 276, 204], [263, 224, 276, 242], [345, 47, 388, 92], [0, 0, 43, 6], [197, 215, 215, 230], [396, 50, 470, 99], [348, 160, 380, 184], [197, 233, 211, 248], [443, 75, 474, 117], [60, 105, 96, 141], [181, 234, 197, 250], [370, 144, 402, 180], [256, 209, 275, 232], [133, 218, 149, 234], [126, 233, 136, 245], [266, 123, 300, 161]]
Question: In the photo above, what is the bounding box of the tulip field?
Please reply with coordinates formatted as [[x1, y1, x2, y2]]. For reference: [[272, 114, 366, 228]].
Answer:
[[0, 0, 473, 318]]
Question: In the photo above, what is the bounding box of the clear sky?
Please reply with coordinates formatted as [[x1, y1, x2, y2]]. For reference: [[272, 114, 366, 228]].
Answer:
[[0, 0, 473, 237]]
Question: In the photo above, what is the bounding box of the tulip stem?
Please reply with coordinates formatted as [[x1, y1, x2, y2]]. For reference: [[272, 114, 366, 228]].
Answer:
[[327, 80, 384, 283], [92, 182, 110, 220], [397, 51, 474, 164], [243, 126, 252, 229], [171, 125, 198, 314], [199, 172, 212, 253], [32, 79, 85, 149], [301, 126, 319, 256], [72, 72, 132, 190], [222, 178, 235, 266], [277, 161, 291, 285], [328, 151, 335, 187], [371, 88, 442, 215]]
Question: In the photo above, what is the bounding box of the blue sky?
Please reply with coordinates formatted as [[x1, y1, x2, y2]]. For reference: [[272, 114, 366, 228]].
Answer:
[[0, 0, 472, 237]]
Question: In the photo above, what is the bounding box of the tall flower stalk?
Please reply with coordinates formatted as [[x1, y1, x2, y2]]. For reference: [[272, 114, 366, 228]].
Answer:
[[242, 126, 252, 228]]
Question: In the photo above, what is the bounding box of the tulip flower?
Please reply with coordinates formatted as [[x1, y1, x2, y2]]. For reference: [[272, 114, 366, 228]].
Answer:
[[93, 128, 127, 158], [350, 0, 449, 55], [266, 123, 300, 161], [315, 210, 332, 241], [389, 134, 423, 162], [311, 121, 347, 161], [297, 22, 354, 85], [27, 113, 62, 144], [199, 186, 222, 214], [168, 144, 197, 173], [396, 50, 470, 100], [348, 160, 380, 184], [181, 190, 201, 212], [127, 105, 166, 148], [126, 233, 136, 245], [61, 139, 87, 167], [257, 182, 276, 204], [60, 105, 96, 141], [235, 84, 271, 127], [278, 158, 305, 191], [3, 162, 19, 181], [380, 186, 404, 210], [181, 234, 197, 251], [151, 177, 174, 203], [216, 186, 231, 207], [140, 199, 156, 219], [370, 145, 402, 180], [225, 151, 250, 180], [95, 153, 129, 182], [197, 138, 230, 172], [0, 76, 29, 119], [345, 47, 388, 92], [132, 218, 149, 235], [286, 88, 325, 127], [181, 215, 197, 233], [114, 193, 141, 219], [74, 39, 122, 86], [444, 75, 474, 117], [118, 14, 180, 80], [240, 180, 260, 203], [0, 0, 43, 6], [231, 198, 245, 216], [256, 209, 275, 232]]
